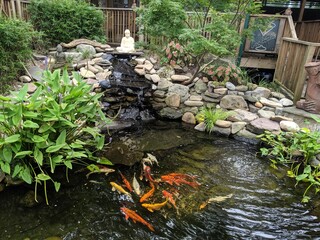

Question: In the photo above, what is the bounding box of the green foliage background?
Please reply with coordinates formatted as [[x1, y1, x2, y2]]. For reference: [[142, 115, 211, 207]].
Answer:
[[28, 0, 106, 46], [0, 17, 38, 90]]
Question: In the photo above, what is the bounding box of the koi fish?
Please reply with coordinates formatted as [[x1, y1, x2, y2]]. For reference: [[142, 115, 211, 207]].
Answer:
[[120, 207, 155, 232], [86, 164, 115, 178], [162, 190, 177, 209], [199, 194, 233, 210], [140, 182, 156, 203], [132, 173, 141, 196], [119, 171, 133, 192], [143, 165, 155, 182], [161, 173, 200, 189], [142, 199, 168, 212], [110, 182, 131, 197], [141, 153, 159, 166]]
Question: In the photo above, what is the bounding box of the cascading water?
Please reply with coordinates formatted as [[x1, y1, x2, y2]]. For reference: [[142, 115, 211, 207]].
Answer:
[[99, 54, 155, 126]]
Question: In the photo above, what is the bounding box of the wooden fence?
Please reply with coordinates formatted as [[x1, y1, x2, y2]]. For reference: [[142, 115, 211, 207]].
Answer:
[[296, 20, 320, 55], [0, 0, 29, 20], [274, 37, 320, 103]]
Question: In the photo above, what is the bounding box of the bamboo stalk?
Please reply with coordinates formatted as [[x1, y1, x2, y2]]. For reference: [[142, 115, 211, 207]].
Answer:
[[16, 0, 22, 19], [10, 0, 16, 19]]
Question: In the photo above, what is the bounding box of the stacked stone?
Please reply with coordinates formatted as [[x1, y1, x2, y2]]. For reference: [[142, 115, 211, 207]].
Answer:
[[133, 56, 301, 143]]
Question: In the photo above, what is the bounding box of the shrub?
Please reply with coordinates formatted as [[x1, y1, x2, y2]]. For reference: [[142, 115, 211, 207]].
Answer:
[[0, 69, 112, 204], [258, 129, 320, 202], [162, 40, 191, 67], [0, 17, 38, 91], [28, 0, 106, 46], [204, 64, 244, 85]]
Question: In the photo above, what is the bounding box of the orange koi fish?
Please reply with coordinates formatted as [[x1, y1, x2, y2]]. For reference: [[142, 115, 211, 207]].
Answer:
[[141, 199, 168, 212], [162, 190, 177, 209], [161, 173, 200, 189], [120, 207, 155, 232], [140, 182, 156, 203], [119, 171, 133, 192], [143, 165, 155, 182]]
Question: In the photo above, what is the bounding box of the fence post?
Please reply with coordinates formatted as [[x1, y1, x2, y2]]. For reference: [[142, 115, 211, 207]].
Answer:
[[16, 0, 22, 19]]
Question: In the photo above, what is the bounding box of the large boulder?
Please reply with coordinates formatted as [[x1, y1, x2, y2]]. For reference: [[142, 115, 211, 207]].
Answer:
[[220, 95, 248, 110]]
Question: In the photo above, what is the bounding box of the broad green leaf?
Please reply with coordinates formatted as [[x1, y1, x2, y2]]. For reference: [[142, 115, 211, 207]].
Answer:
[[29, 86, 42, 104], [17, 84, 28, 101], [34, 147, 43, 165], [23, 111, 39, 118], [5, 134, 20, 143], [46, 144, 65, 153], [56, 130, 66, 145], [36, 173, 51, 181], [52, 155, 63, 163], [97, 136, 105, 150], [87, 164, 100, 172], [61, 103, 68, 110], [32, 135, 46, 143], [43, 117, 59, 121], [296, 173, 308, 181], [12, 165, 22, 178], [62, 69, 70, 84], [64, 160, 73, 169], [82, 127, 98, 138], [21, 168, 32, 184], [12, 111, 22, 126], [70, 143, 83, 148], [15, 151, 33, 158], [54, 181, 61, 192], [3, 145, 12, 163], [38, 123, 54, 133], [23, 120, 40, 128], [97, 157, 113, 165], [0, 161, 11, 174], [68, 152, 87, 158], [11, 142, 22, 153], [0, 95, 11, 101]]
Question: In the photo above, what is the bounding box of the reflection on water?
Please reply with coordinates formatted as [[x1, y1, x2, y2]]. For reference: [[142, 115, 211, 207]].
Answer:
[[0, 121, 320, 240]]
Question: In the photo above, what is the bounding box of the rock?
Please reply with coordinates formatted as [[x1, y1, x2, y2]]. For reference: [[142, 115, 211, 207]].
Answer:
[[157, 79, 173, 91], [220, 95, 248, 110], [235, 85, 248, 92], [80, 67, 96, 78], [165, 93, 181, 107], [194, 122, 206, 131], [280, 120, 300, 132], [184, 100, 204, 107], [150, 68, 157, 74], [27, 82, 37, 93], [93, 64, 104, 72], [257, 109, 275, 119], [150, 74, 161, 83], [144, 61, 154, 72], [182, 112, 196, 124], [76, 44, 96, 57], [153, 90, 166, 98], [27, 66, 44, 81], [135, 57, 146, 65], [134, 67, 146, 76], [252, 87, 271, 98], [194, 79, 207, 93], [234, 129, 259, 144], [19, 75, 32, 83], [270, 115, 293, 122], [271, 92, 286, 99], [182, 107, 199, 115], [226, 82, 236, 90], [86, 64, 99, 74], [204, 90, 221, 99], [228, 109, 258, 123], [157, 66, 175, 78], [168, 84, 190, 102], [247, 118, 280, 134], [244, 91, 259, 103], [94, 52, 104, 58], [189, 95, 202, 101], [32, 53, 47, 60], [214, 88, 228, 95], [215, 120, 232, 128], [171, 74, 190, 82], [280, 98, 294, 107], [228, 90, 238, 95], [96, 71, 111, 80], [99, 80, 112, 89], [202, 96, 220, 103], [64, 52, 82, 62], [212, 125, 231, 136], [19, 190, 42, 207], [159, 107, 183, 119], [259, 97, 283, 108], [231, 121, 247, 134], [255, 102, 263, 108], [84, 78, 98, 85]]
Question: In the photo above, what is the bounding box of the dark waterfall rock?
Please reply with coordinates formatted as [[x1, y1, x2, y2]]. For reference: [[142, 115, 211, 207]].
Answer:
[[99, 80, 112, 90]]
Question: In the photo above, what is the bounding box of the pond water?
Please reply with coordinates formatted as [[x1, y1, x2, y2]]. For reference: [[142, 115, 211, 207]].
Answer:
[[1, 121, 320, 240]]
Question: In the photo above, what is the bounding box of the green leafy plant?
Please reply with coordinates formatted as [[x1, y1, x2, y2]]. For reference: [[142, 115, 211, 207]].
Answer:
[[138, 0, 263, 80], [0, 69, 112, 204], [28, 0, 106, 46], [258, 129, 320, 202], [163, 40, 191, 67], [0, 16, 40, 92], [204, 64, 244, 85], [196, 108, 234, 133]]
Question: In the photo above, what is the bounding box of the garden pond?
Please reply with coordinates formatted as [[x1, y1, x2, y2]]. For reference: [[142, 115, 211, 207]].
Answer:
[[1, 121, 320, 240]]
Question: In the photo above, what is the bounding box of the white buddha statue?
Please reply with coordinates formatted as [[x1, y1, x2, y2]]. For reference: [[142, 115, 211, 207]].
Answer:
[[116, 29, 135, 53]]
